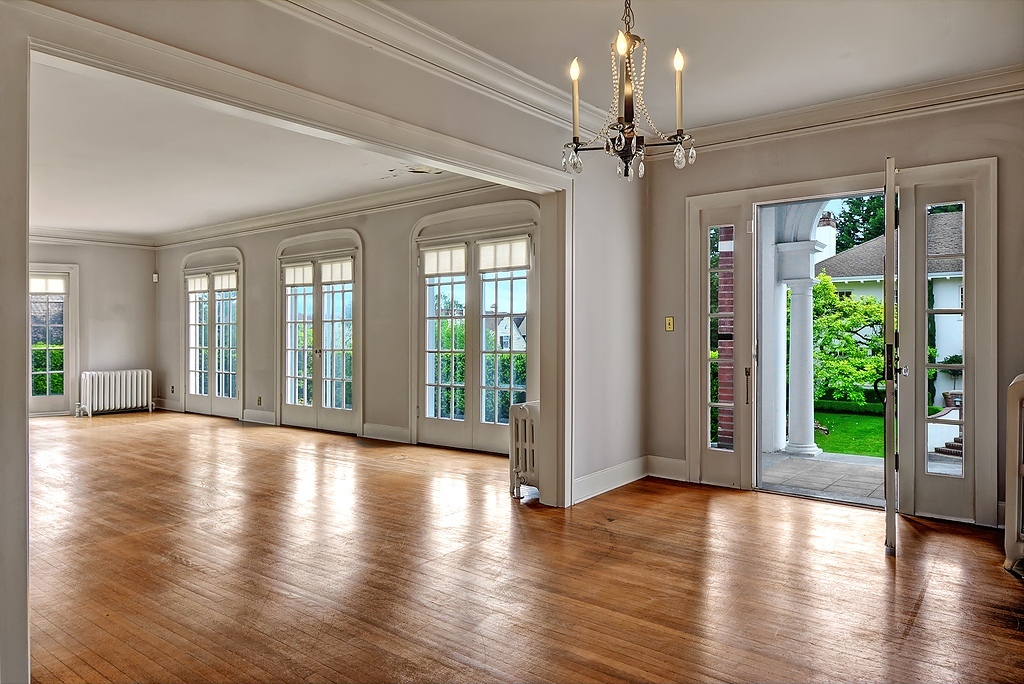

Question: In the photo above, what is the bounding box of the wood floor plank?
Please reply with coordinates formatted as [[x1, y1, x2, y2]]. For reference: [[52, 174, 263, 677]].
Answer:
[[29, 412, 1024, 683]]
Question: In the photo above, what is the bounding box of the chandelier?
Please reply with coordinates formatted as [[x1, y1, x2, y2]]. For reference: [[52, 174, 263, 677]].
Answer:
[[563, 0, 696, 180]]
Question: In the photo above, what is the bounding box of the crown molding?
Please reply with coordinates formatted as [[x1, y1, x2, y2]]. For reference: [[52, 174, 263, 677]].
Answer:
[[29, 227, 157, 249], [30, 176, 495, 251], [276, 0, 607, 137], [277, 1, 1023, 161], [153, 175, 495, 249], [649, 66, 1024, 158]]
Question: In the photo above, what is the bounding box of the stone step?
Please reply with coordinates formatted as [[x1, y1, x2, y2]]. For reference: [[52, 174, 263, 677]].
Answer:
[[953, 436, 963, 445], [943, 441, 964, 452], [935, 446, 963, 457]]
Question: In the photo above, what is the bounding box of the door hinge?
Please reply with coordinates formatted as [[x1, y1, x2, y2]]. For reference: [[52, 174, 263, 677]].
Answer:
[[744, 367, 751, 405], [894, 451, 899, 472]]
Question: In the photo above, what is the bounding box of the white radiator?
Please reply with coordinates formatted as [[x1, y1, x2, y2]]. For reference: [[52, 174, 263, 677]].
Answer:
[[80, 370, 154, 417], [509, 401, 540, 499]]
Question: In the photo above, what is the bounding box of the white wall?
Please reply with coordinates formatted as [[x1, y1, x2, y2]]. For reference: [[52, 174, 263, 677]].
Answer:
[[571, 170, 645, 491], [646, 98, 1024, 502], [29, 242, 156, 376]]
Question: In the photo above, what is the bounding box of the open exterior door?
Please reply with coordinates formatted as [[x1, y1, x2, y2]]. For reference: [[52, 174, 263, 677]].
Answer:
[[883, 157, 899, 555]]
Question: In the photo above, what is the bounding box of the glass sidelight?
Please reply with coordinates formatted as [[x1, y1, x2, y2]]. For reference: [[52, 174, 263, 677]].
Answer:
[[708, 225, 735, 451], [922, 203, 966, 477]]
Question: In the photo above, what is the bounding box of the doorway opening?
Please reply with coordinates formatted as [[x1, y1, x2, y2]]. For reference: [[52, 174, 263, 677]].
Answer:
[[756, 193, 888, 507]]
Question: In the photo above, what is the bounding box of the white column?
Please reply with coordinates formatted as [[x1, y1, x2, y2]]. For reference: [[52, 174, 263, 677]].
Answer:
[[786, 279, 822, 455]]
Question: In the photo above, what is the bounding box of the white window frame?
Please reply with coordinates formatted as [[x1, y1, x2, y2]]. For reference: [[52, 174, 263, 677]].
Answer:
[[414, 231, 535, 452], [28, 263, 80, 417], [275, 229, 364, 434], [180, 248, 243, 419]]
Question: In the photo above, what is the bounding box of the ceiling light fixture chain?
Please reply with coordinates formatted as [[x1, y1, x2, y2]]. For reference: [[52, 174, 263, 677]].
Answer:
[[563, 0, 696, 180], [621, 0, 635, 34]]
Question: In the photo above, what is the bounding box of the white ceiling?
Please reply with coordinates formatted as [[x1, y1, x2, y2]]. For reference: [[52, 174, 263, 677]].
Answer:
[[28, 2, 1023, 240], [30, 58, 455, 238], [383, 0, 1024, 129]]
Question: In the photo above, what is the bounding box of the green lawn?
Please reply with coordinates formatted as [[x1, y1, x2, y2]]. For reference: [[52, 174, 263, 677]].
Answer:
[[814, 412, 883, 458]]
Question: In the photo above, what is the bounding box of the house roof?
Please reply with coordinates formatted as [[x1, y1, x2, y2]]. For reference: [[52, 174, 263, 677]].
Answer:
[[815, 211, 964, 279]]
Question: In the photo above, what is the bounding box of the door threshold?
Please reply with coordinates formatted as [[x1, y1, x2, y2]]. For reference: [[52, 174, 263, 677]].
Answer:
[[756, 483, 884, 510]]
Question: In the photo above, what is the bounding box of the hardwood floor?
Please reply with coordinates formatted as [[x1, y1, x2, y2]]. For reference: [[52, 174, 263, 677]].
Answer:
[[28, 412, 1024, 683]]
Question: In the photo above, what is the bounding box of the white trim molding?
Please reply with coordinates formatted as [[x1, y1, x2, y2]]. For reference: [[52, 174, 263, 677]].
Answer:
[[647, 455, 689, 482], [241, 409, 276, 425], [572, 457, 648, 505], [362, 423, 412, 444]]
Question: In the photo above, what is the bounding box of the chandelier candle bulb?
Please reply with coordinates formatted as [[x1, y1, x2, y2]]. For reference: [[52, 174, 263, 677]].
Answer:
[[616, 31, 627, 119], [674, 49, 684, 132], [570, 58, 581, 140]]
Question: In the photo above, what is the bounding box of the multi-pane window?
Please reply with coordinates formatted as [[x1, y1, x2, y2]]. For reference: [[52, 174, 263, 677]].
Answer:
[[186, 275, 210, 396], [479, 237, 530, 425], [284, 264, 314, 406], [423, 245, 467, 421], [29, 275, 67, 398], [321, 259, 355, 410], [708, 225, 735, 450], [213, 272, 238, 399]]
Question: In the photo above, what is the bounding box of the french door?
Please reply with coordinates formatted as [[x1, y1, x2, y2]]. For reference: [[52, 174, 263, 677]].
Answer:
[[416, 236, 531, 454], [280, 256, 360, 434], [29, 271, 75, 416], [688, 206, 754, 487], [687, 159, 997, 539], [891, 158, 998, 528], [184, 270, 241, 418]]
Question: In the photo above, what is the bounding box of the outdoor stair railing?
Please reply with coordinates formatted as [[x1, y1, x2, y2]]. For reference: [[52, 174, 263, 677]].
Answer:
[[1004, 374, 1024, 573]]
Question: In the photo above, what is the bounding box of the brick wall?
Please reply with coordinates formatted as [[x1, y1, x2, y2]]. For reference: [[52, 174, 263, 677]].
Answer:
[[716, 225, 735, 449]]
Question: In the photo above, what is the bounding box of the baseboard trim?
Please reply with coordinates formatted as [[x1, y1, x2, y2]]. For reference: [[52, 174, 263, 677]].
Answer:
[[646, 455, 689, 482], [155, 398, 182, 412], [363, 423, 411, 443], [241, 409, 276, 425], [573, 456, 648, 504]]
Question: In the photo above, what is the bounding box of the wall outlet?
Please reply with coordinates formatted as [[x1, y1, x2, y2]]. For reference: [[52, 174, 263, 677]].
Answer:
[[170, 385, 175, 394], [665, 316, 675, 332], [257, 396, 262, 406]]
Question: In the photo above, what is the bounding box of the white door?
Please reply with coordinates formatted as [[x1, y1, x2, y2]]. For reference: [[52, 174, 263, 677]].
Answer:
[[417, 237, 532, 454], [281, 257, 360, 434], [184, 271, 241, 419], [883, 157, 899, 552], [688, 205, 754, 488], [29, 272, 74, 416], [895, 159, 998, 525]]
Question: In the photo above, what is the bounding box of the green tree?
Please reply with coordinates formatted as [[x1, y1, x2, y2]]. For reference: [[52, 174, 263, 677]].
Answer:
[[836, 196, 960, 253], [835, 194, 884, 252], [812, 273, 884, 403]]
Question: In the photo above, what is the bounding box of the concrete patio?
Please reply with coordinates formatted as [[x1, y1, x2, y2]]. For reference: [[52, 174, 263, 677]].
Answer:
[[760, 451, 884, 506]]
